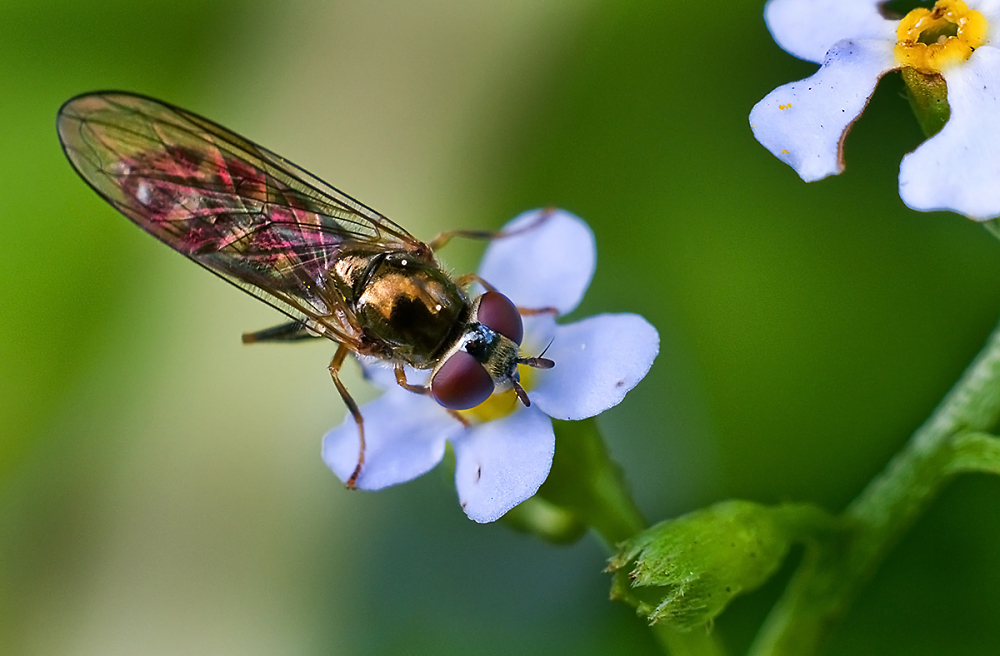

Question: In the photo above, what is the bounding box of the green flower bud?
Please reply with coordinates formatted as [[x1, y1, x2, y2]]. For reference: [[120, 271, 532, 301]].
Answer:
[[608, 500, 836, 630]]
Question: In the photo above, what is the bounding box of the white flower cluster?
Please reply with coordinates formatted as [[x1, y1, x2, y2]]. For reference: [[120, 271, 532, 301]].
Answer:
[[751, 0, 1000, 221]]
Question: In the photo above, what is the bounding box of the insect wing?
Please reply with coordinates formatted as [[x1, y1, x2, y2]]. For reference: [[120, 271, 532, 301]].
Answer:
[[56, 91, 420, 341]]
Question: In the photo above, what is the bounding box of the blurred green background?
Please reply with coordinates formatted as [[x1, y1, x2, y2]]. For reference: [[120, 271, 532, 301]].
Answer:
[[3, 1, 1000, 654]]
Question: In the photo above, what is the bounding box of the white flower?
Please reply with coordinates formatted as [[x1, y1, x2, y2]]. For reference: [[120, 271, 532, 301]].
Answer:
[[750, 0, 1000, 221], [322, 209, 659, 523]]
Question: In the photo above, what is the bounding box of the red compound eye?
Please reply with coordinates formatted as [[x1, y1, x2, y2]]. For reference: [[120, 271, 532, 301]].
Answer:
[[431, 351, 494, 410], [476, 291, 523, 344]]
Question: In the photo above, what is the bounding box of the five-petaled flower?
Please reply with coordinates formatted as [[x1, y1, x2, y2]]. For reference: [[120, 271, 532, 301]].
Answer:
[[322, 209, 659, 523], [750, 0, 1000, 221]]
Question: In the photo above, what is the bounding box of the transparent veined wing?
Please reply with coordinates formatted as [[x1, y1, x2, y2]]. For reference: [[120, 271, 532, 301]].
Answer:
[[56, 91, 423, 343]]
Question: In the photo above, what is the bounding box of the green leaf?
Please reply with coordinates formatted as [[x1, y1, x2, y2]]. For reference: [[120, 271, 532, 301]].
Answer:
[[608, 500, 836, 630]]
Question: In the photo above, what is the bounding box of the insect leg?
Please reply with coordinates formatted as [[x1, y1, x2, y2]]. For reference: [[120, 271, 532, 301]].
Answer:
[[455, 273, 558, 315], [242, 321, 322, 343], [427, 228, 501, 252], [426, 207, 555, 251], [394, 367, 471, 428], [455, 272, 498, 293], [329, 344, 365, 489], [394, 366, 429, 395], [517, 306, 558, 316], [446, 409, 471, 428]]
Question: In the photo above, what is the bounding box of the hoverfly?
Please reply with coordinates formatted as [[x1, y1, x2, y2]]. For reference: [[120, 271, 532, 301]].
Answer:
[[57, 92, 553, 487]]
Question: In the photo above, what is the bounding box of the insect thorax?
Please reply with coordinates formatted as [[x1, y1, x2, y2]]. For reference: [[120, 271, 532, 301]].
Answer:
[[329, 247, 471, 368]]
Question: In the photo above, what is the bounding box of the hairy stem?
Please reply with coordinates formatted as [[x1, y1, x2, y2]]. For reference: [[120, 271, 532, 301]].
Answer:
[[545, 420, 728, 656], [749, 318, 1000, 655], [653, 624, 729, 656]]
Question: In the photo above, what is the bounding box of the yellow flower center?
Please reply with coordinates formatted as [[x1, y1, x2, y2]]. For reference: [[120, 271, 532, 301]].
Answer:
[[461, 365, 537, 423], [895, 0, 988, 73]]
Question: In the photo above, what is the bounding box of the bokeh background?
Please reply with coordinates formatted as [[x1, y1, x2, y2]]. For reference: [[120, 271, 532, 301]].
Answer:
[[3, 1, 1000, 654]]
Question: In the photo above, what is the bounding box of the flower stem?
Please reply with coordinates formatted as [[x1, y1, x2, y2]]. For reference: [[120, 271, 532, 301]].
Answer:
[[749, 317, 1000, 656], [544, 418, 646, 547], [537, 420, 727, 655], [945, 431, 1000, 474], [653, 624, 728, 656]]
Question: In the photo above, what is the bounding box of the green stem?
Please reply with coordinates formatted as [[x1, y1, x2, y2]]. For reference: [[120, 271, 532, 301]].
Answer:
[[653, 624, 728, 656], [945, 431, 1000, 475], [749, 317, 1000, 656], [542, 418, 646, 547], [580, 445, 726, 656], [538, 419, 727, 656]]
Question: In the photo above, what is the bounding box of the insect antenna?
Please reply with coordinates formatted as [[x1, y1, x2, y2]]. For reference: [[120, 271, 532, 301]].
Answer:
[[511, 379, 531, 406], [516, 339, 555, 370], [510, 340, 556, 408]]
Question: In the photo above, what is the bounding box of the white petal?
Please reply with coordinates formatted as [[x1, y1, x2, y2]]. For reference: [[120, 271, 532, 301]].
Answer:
[[356, 356, 397, 389], [764, 0, 897, 64], [530, 313, 659, 421], [750, 39, 897, 182], [520, 313, 558, 355], [971, 0, 1000, 29], [478, 209, 595, 315], [453, 406, 555, 523], [321, 389, 460, 490], [899, 47, 1000, 221]]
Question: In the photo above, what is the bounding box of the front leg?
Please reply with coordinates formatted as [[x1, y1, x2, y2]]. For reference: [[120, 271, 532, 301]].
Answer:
[[456, 272, 498, 293], [394, 366, 471, 428], [426, 207, 555, 251], [455, 273, 558, 316], [394, 365, 428, 394]]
